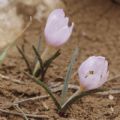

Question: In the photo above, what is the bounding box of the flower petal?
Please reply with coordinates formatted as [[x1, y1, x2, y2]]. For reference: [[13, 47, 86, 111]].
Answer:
[[45, 22, 74, 46], [44, 9, 74, 47]]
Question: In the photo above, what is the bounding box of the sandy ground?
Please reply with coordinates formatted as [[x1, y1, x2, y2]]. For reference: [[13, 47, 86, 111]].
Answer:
[[0, 0, 120, 119]]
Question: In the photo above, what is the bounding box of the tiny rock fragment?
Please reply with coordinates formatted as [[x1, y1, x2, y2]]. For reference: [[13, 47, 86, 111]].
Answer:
[[108, 95, 114, 100]]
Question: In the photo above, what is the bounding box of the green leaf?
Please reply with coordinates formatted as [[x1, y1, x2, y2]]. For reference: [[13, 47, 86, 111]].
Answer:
[[59, 88, 106, 113], [61, 47, 79, 105], [43, 50, 61, 69], [32, 45, 44, 77], [17, 46, 32, 74], [25, 73, 61, 110], [34, 49, 61, 79], [0, 46, 9, 65], [33, 49, 61, 78], [40, 50, 61, 79], [33, 38, 42, 67]]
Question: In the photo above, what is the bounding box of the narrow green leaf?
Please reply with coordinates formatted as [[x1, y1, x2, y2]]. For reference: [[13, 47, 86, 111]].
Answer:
[[25, 73, 61, 110], [61, 47, 79, 105], [32, 45, 44, 77], [33, 49, 60, 77], [33, 38, 41, 67], [41, 50, 61, 79], [43, 50, 61, 68], [17, 46, 32, 74], [0, 46, 10, 65], [60, 88, 106, 113]]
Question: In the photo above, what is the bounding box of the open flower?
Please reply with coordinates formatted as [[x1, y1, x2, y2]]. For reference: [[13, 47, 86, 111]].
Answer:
[[78, 56, 109, 90], [44, 9, 74, 47]]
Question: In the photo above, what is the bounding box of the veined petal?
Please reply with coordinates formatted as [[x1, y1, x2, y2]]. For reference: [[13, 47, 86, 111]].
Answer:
[[45, 17, 69, 35], [78, 56, 109, 90], [79, 56, 106, 78], [44, 9, 74, 47], [47, 9, 65, 23], [101, 60, 109, 84], [45, 9, 66, 32], [46, 22, 74, 46]]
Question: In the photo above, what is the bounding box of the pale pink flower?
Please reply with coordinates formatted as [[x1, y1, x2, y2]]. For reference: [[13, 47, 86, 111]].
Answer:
[[78, 56, 109, 90], [44, 9, 74, 47]]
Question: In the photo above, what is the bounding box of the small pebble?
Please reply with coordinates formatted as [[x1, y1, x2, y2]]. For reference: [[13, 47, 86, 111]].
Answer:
[[108, 95, 114, 100], [110, 106, 114, 112]]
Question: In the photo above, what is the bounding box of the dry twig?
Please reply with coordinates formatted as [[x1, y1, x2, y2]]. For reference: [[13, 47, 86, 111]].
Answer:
[[109, 74, 120, 81], [13, 84, 79, 104], [0, 108, 49, 119], [12, 84, 120, 106], [0, 73, 25, 85], [96, 89, 120, 95], [14, 104, 29, 120], [42, 101, 49, 110], [14, 95, 49, 105]]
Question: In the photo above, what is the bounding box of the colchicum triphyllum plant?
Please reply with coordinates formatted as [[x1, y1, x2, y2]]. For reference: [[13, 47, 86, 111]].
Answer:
[[18, 8, 112, 116], [33, 9, 74, 76]]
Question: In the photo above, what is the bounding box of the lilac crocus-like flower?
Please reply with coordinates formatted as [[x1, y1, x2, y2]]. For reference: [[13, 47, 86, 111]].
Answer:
[[78, 56, 109, 90], [44, 9, 74, 47]]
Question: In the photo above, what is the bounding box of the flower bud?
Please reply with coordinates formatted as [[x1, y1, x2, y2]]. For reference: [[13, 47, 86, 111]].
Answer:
[[44, 9, 74, 47], [78, 56, 109, 90]]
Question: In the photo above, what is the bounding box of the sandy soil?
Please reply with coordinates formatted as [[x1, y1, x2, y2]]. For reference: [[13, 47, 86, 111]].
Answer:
[[0, 0, 120, 119]]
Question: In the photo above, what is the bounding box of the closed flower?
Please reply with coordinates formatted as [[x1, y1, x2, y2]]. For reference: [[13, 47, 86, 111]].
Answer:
[[44, 9, 74, 47], [78, 56, 109, 90]]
